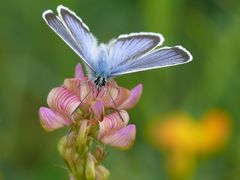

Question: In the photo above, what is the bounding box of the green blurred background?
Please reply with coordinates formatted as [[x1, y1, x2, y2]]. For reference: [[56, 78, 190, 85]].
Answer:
[[0, 0, 240, 179]]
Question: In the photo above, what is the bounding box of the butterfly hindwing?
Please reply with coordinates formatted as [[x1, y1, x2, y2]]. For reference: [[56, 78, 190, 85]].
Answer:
[[110, 46, 192, 76]]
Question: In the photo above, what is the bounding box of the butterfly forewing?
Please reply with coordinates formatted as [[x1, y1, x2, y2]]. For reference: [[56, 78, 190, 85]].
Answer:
[[58, 6, 98, 67], [110, 46, 192, 76], [43, 11, 84, 59], [108, 33, 164, 69], [43, 6, 97, 70]]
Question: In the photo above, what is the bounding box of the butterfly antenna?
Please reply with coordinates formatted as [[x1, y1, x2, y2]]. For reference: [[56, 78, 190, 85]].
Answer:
[[70, 80, 92, 117], [106, 87, 125, 122]]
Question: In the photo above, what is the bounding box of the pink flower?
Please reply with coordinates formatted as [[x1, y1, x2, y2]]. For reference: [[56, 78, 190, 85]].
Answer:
[[98, 110, 136, 149], [39, 63, 142, 149]]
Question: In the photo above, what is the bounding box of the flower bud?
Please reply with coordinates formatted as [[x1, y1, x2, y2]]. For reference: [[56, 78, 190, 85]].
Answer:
[[57, 135, 68, 157], [57, 132, 79, 174], [85, 153, 96, 180], [76, 120, 91, 155], [96, 165, 110, 180], [93, 145, 106, 163]]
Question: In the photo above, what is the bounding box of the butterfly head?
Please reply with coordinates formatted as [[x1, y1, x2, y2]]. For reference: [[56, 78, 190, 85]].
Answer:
[[94, 76, 107, 89]]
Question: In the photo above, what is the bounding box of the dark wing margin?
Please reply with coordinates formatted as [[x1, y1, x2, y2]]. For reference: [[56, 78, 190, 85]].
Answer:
[[110, 46, 193, 76]]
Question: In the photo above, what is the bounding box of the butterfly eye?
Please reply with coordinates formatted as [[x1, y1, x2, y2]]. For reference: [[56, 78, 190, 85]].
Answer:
[[102, 78, 107, 87], [94, 77, 101, 84]]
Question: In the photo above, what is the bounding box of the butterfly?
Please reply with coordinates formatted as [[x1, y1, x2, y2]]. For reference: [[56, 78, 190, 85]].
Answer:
[[42, 5, 192, 89]]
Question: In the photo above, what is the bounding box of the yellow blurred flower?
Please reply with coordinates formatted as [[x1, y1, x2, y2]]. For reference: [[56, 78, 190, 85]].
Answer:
[[198, 110, 231, 154], [147, 109, 231, 178]]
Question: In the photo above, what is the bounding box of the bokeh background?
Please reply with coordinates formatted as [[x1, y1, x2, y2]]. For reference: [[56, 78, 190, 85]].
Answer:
[[0, 0, 240, 179]]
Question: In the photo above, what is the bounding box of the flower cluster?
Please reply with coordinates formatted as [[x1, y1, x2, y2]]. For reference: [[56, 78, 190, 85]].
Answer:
[[39, 63, 142, 179], [147, 110, 231, 178]]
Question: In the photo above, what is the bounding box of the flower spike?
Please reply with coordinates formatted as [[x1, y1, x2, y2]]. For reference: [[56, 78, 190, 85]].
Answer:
[[39, 63, 142, 178]]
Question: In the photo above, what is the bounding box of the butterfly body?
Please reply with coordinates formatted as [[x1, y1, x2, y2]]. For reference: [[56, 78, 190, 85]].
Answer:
[[92, 44, 110, 76], [43, 5, 193, 89], [86, 44, 109, 88]]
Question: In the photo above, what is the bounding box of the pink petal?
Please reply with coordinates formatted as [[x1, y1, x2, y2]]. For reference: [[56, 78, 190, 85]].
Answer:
[[119, 84, 143, 109], [112, 87, 130, 107], [47, 87, 80, 116], [74, 63, 84, 79], [39, 107, 72, 131], [100, 86, 130, 108], [64, 79, 95, 104], [98, 110, 129, 139], [91, 101, 105, 121], [64, 78, 81, 96], [79, 81, 96, 103], [100, 124, 136, 150]]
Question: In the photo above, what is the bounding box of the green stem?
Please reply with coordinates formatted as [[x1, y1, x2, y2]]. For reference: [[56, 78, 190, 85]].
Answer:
[[58, 120, 109, 180]]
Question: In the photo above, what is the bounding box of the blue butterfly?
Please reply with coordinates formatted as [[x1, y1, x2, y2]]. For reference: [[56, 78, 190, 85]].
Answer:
[[43, 5, 192, 89]]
